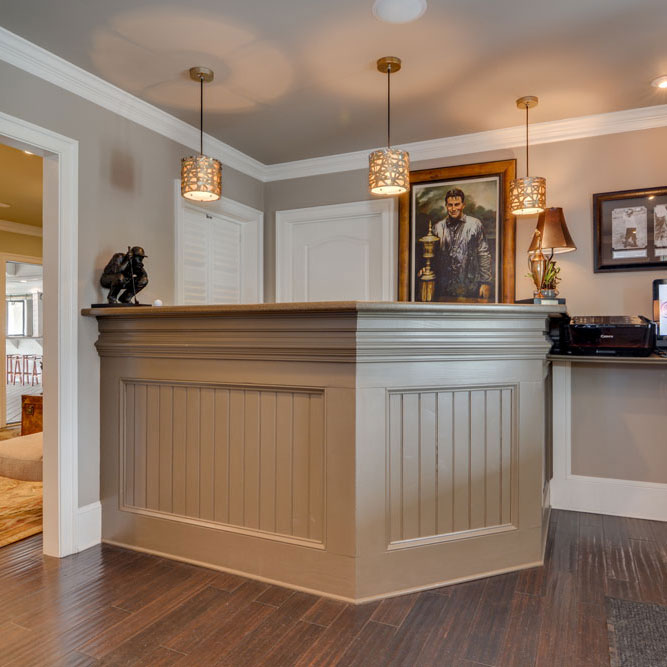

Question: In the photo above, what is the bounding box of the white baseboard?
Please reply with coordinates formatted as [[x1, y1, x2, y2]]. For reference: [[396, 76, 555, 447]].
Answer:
[[551, 475, 667, 522], [75, 501, 101, 552]]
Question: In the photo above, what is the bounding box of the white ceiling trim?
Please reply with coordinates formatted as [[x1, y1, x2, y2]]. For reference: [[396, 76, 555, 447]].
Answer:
[[3, 26, 667, 184], [0, 219, 43, 237], [265, 104, 667, 181], [0, 26, 267, 181]]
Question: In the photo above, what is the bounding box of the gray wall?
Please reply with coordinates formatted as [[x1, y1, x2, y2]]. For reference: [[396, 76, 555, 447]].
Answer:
[[570, 362, 667, 484], [0, 59, 263, 507], [265, 131, 667, 315]]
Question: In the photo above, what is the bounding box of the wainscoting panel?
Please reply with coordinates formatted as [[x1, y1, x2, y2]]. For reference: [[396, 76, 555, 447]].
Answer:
[[387, 386, 515, 547], [121, 381, 326, 546]]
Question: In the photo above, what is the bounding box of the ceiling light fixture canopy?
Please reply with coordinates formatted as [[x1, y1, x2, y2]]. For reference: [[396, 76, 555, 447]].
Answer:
[[372, 0, 427, 24], [509, 96, 546, 216], [181, 67, 222, 202], [369, 56, 409, 196]]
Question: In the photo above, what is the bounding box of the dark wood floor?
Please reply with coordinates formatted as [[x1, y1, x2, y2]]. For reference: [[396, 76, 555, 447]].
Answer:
[[0, 510, 665, 666]]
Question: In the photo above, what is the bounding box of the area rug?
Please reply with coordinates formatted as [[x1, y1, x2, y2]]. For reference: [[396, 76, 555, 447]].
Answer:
[[0, 474, 43, 547], [607, 597, 667, 667]]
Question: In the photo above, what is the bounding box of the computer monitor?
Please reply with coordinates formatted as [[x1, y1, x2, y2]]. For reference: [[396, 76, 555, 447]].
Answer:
[[653, 279, 667, 350]]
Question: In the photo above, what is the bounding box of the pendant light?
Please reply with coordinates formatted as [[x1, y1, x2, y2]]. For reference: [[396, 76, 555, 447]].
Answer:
[[181, 67, 222, 202], [509, 96, 546, 216], [369, 56, 410, 196]]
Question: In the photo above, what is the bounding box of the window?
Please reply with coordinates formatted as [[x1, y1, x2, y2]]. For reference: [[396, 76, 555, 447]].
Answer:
[[7, 299, 26, 336]]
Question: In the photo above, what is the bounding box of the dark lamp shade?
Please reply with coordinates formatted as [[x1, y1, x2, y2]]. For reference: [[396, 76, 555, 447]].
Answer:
[[528, 207, 577, 254]]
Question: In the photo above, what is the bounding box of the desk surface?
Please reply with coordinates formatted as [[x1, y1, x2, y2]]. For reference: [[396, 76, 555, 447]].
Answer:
[[549, 353, 667, 365]]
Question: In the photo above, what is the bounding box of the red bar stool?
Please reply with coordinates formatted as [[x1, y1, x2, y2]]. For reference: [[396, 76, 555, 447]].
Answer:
[[6, 355, 14, 384], [30, 356, 41, 385], [22, 355, 33, 385], [13, 355, 23, 385]]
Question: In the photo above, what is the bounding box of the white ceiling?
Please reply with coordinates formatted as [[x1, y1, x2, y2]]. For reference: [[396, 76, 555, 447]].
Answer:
[[2, 0, 667, 164]]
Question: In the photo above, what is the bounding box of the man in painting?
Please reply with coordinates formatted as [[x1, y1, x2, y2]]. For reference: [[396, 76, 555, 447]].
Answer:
[[432, 188, 492, 300]]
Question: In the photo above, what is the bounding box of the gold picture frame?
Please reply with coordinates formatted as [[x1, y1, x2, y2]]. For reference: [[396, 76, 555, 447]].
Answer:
[[398, 160, 517, 303]]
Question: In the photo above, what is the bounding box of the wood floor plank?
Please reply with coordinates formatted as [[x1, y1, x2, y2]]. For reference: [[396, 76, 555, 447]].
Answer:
[[217, 591, 319, 666], [370, 592, 419, 627], [336, 620, 398, 667], [625, 537, 666, 604], [576, 515, 606, 606], [301, 597, 347, 627], [574, 602, 610, 667], [415, 579, 487, 664], [498, 592, 542, 667], [172, 600, 276, 666], [256, 619, 326, 666], [549, 509, 579, 574], [535, 571, 578, 667], [163, 580, 269, 654], [384, 592, 452, 666], [294, 602, 380, 667], [255, 584, 296, 608], [462, 572, 518, 665], [100, 586, 228, 664], [4, 604, 129, 666], [78, 571, 211, 659]]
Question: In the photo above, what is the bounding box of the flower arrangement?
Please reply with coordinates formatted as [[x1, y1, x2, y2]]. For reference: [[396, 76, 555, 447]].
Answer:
[[541, 260, 561, 292]]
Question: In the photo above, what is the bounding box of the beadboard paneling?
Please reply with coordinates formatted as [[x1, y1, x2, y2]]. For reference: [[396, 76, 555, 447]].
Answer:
[[121, 380, 326, 547], [387, 386, 516, 548]]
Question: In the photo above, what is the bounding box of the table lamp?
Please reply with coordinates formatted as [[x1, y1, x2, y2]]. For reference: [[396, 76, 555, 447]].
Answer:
[[528, 207, 576, 298]]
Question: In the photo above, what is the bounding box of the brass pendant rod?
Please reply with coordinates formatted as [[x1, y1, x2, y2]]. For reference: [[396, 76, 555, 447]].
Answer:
[[200, 77, 204, 155], [525, 103, 529, 177], [387, 66, 391, 148]]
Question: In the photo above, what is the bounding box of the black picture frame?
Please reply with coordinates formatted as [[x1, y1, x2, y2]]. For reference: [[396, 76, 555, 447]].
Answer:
[[594, 186, 667, 272]]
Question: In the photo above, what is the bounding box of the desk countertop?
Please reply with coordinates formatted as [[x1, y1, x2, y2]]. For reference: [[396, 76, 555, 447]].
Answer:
[[83, 301, 566, 318]]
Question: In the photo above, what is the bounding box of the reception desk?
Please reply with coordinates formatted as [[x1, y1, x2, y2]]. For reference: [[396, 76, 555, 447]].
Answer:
[[85, 302, 561, 602]]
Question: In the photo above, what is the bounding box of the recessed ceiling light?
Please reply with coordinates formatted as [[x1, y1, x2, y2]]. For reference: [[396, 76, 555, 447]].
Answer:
[[23, 150, 34, 155], [651, 75, 667, 89], [373, 0, 427, 24]]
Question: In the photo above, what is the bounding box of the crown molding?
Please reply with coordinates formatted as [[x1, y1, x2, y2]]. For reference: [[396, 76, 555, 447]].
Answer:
[[3, 26, 667, 185], [0, 26, 267, 181], [264, 104, 667, 181], [0, 219, 42, 236]]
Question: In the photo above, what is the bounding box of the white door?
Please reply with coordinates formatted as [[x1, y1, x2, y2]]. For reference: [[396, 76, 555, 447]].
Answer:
[[275, 199, 396, 302], [175, 186, 263, 304]]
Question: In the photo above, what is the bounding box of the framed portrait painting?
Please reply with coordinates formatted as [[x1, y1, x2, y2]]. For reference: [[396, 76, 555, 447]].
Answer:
[[594, 186, 667, 272], [398, 160, 516, 303]]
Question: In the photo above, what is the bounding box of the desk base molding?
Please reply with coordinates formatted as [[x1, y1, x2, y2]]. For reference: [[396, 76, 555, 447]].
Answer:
[[102, 537, 544, 604]]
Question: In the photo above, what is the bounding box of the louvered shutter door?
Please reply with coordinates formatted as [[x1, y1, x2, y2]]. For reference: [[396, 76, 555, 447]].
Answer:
[[180, 209, 209, 304], [209, 216, 241, 303]]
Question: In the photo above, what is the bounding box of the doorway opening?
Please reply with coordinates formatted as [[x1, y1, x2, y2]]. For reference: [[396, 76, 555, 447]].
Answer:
[[0, 110, 82, 557], [0, 142, 44, 548]]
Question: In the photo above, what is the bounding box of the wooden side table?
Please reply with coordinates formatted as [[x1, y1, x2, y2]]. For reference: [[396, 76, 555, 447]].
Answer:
[[21, 395, 43, 435]]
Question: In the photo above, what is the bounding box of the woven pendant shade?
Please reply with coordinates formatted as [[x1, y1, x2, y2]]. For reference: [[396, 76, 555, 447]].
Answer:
[[369, 148, 410, 195], [368, 56, 409, 197], [180, 67, 222, 202], [510, 96, 546, 216], [181, 155, 222, 201], [509, 176, 546, 216]]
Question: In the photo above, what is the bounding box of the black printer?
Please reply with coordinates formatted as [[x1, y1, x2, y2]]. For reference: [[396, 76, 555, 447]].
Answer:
[[549, 315, 655, 357]]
